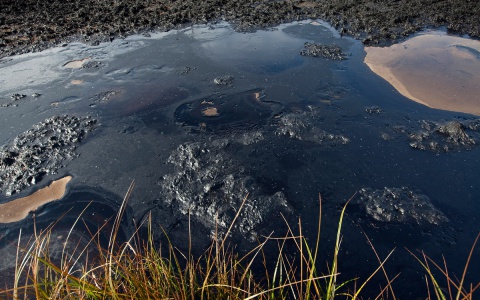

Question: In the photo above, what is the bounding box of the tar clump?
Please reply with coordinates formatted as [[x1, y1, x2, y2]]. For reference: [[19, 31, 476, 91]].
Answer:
[[300, 42, 347, 60], [358, 187, 448, 225], [160, 138, 290, 241], [0, 115, 97, 196], [213, 75, 234, 85], [275, 108, 349, 145], [408, 120, 478, 152]]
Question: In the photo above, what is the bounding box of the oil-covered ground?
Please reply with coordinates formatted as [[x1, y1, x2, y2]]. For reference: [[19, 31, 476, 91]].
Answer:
[[1, 2, 480, 298]]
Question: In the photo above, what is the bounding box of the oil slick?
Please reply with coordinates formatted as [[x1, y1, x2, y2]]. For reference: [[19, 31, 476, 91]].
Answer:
[[364, 32, 480, 115], [0, 176, 72, 223]]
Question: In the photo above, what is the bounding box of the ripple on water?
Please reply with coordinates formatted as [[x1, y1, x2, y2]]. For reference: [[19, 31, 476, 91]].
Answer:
[[175, 89, 277, 134]]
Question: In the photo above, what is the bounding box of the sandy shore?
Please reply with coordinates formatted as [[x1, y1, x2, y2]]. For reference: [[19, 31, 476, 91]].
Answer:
[[364, 33, 480, 115], [0, 176, 72, 223]]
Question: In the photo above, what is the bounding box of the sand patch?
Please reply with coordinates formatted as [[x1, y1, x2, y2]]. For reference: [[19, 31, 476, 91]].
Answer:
[[63, 58, 91, 69], [71, 79, 84, 85], [364, 33, 480, 115], [202, 107, 219, 117], [0, 176, 72, 223]]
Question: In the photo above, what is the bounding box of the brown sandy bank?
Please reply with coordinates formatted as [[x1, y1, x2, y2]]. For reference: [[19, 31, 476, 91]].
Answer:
[[364, 33, 480, 115], [0, 176, 72, 223]]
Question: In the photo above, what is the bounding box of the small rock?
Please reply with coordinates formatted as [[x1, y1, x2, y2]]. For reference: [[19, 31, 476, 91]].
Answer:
[[180, 66, 192, 75], [82, 60, 103, 69], [11, 94, 26, 101], [300, 42, 347, 60], [213, 75, 234, 85], [365, 106, 382, 114]]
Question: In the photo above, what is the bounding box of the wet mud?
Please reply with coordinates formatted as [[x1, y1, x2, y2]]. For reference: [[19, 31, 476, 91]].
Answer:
[[166, 89, 354, 240], [389, 119, 480, 153], [274, 107, 350, 145], [300, 42, 347, 60], [213, 75, 234, 86]]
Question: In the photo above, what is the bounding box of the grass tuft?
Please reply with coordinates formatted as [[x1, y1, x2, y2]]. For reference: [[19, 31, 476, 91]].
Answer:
[[407, 231, 480, 300], [0, 186, 478, 300]]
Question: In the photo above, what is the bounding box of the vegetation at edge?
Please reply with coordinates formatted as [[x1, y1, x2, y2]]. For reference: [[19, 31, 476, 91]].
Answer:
[[1, 182, 478, 299]]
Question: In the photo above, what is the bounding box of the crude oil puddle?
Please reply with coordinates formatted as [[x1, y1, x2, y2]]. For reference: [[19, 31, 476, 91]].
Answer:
[[365, 32, 480, 115], [192, 24, 305, 74], [175, 89, 276, 133], [1, 21, 480, 298]]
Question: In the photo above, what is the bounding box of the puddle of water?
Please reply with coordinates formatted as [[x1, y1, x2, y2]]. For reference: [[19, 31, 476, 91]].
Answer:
[[365, 32, 480, 115], [194, 24, 306, 74], [87, 82, 191, 117], [0, 38, 150, 95]]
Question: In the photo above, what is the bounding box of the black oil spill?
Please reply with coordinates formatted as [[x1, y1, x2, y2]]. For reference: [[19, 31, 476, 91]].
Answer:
[[175, 89, 277, 134]]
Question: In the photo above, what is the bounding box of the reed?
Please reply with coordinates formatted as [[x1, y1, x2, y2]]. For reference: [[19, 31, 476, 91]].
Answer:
[[1, 184, 477, 299]]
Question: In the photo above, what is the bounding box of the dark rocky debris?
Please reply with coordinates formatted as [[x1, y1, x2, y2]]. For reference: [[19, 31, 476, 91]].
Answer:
[[300, 42, 346, 60], [407, 120, 479, 152], [365, 106, 382, 114], [358, 187, 448, 225], [1, 0, 479, 58], [10, 94, 26, 101], [160, 138, 290, 241], [274, 108, 349, 145], [89, 90, 121, 107], [82, 60, 104, 69], [213, 75, 234, 85]]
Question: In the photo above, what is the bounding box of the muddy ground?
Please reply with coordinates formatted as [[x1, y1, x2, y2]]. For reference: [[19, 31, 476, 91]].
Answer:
[[1, 0, 480, 58]]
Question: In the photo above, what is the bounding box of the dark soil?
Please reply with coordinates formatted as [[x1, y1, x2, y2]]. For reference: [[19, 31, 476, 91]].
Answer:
[[1, 0, 479, 58]]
